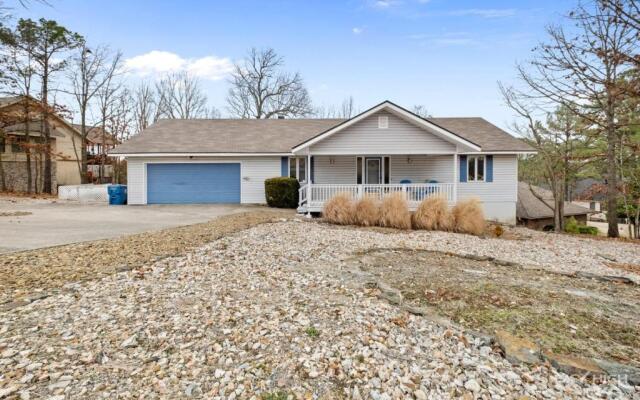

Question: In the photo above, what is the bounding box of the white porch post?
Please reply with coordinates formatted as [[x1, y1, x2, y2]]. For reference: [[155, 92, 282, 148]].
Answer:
[[306, 152, 312, 218], [453, 153, 458, 204]]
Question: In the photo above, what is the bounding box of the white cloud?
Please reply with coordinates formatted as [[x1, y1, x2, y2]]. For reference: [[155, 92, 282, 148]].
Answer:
[[371, 0, 402, 9], [449, 8, 516, 18], [124, 50, 234, 80], [352, 27, 364, 35]]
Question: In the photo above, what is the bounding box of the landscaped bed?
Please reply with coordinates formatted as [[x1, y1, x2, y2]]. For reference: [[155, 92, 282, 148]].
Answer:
[[351, 248, 640, 368]]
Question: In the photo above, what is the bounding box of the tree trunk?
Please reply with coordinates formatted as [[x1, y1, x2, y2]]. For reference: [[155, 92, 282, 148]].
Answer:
[[0, 156, 6, 192], [24, 105, 32, 194], [605, 127, 619, 237]]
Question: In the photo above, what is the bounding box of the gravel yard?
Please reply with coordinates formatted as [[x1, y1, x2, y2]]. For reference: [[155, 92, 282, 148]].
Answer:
[[1, 219, 639, 399]]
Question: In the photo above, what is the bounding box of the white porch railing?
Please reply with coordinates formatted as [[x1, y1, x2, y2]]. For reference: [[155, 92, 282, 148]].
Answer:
[[299, 183, 455, 211]]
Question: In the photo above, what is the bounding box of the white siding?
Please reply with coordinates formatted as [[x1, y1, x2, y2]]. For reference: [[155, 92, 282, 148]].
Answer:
[[124, 156, 281, 204], [312, 155, 455, 184], [309, 111, 456, 155], [127, 159, 145, 205], [313, 156, 356, 184], [458, 155, 518, 224], [389, 155, 454, 184]]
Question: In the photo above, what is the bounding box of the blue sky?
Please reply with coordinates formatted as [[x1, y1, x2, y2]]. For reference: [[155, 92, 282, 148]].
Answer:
[[17, 0, 575, 129]]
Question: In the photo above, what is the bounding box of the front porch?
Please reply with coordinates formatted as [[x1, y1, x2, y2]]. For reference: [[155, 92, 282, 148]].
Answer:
[[293, 153, 460, 213], [298, 182, 456, 213]]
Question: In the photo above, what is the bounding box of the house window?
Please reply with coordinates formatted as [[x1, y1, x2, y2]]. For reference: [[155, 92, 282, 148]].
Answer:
[[378, 116, 388, 129], [289, 157, 307, 182], [10, 136, 27, 153], [467, 155, 485, 182]]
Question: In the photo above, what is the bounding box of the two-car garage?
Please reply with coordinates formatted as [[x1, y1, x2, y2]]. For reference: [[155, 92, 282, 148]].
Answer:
[[124, 157, 283, 205], [146, 163, 242, 204]]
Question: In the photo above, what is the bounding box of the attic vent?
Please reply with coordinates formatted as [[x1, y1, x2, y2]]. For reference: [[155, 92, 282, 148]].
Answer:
[[378, 115, 389, 129]]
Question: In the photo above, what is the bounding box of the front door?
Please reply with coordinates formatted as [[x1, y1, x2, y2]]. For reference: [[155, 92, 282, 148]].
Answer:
[[365, 157, 381, 184]]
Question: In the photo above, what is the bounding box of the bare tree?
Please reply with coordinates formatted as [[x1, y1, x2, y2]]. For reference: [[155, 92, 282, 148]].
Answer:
[[104, 88, 133, 183], [69, 42, 122, 183], [411, 105, 432, 118], [131, 81, 159, 134], [314, 96, 358, 118], [504, 3, 637, 237], [155, 71, 213, 119], [227, 47, 312, 119]]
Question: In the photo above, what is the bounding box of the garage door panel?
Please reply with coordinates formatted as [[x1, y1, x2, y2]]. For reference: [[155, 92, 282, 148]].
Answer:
[[147, 163, 241, 204]]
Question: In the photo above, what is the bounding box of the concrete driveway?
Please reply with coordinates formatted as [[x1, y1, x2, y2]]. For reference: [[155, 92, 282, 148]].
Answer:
[[0, 198, 257, 253]]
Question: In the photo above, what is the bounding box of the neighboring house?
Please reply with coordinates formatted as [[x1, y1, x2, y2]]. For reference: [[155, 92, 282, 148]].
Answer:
[[110, 101, 535, 224], [72, 124, 119, 182], [71, 124, 119, 157], [0, 96, 82, 192], [572, 178, 606, 212], [517, 182, 594, 230]]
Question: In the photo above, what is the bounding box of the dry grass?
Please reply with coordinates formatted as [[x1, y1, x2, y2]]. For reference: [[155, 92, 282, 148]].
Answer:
[[353, 195, 381, 227], [379, 193, 412, 230], [322, 193, 355, 225], [452, 198, 486, 236], [412, 195, 453, 231]]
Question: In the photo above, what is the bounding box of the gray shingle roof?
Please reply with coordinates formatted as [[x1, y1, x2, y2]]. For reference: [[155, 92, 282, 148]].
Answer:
[[517, 182, 593, 220], [428, 117, 533, 152], [111, 114, 534, 154], [111, 119, 345, 154]]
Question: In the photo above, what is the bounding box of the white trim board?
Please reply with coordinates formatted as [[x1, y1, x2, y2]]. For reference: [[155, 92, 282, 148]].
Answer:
[[113, 152, 292, 157]]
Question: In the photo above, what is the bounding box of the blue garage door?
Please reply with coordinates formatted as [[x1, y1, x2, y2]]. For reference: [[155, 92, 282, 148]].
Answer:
[[147, 163, 241, 204]]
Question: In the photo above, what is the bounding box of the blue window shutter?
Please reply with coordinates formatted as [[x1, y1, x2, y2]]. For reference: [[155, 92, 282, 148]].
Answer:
[[486, 155, 493, 182], [280, 157, 288, 177], [310, 156, 315, 183], [459, 155, 467, 182]]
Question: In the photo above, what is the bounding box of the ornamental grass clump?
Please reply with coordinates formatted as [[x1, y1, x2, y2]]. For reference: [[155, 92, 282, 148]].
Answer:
[[353, 195, 381, 227], [379, 193, 412, 230], [322, 192, 355, 225], [412, 195, 453, 231], [452, 198, 486, 236]]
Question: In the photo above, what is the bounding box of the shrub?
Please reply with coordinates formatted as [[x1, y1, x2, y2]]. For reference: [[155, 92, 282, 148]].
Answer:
[[412, 195, 452, 231], [380, 193, 412, 230], [452, 198, 486, 236], [578, 225, 599, 235], [564, 216, 579, 234], [323, 193, 355, 225], [264, 177, 300, 208], [354, 195, 381, 227], [565, 217, 598, 235]]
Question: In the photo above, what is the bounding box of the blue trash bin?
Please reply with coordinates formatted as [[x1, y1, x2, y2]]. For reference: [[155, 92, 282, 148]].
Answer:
[[108, 184, 128, 205]]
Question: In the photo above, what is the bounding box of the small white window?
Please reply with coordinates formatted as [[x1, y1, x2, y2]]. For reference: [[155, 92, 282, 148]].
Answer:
[[467, 156, 485, 182], [378, 115, 389, 129]]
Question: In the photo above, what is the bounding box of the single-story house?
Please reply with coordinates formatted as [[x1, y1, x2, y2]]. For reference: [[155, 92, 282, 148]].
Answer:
[[516, 182, 595, 230], [110, 101, 535, 224], [0, 96, 83, 192]]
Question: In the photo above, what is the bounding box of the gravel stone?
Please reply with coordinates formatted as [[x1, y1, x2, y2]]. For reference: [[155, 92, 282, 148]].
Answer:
[[0, 221, 637, 398]]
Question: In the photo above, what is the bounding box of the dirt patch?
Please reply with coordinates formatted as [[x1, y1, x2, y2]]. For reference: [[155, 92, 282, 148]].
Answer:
[[0, 211, 32, 217], [351, 248, 640, 368], [0, 209, 293, 305]]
